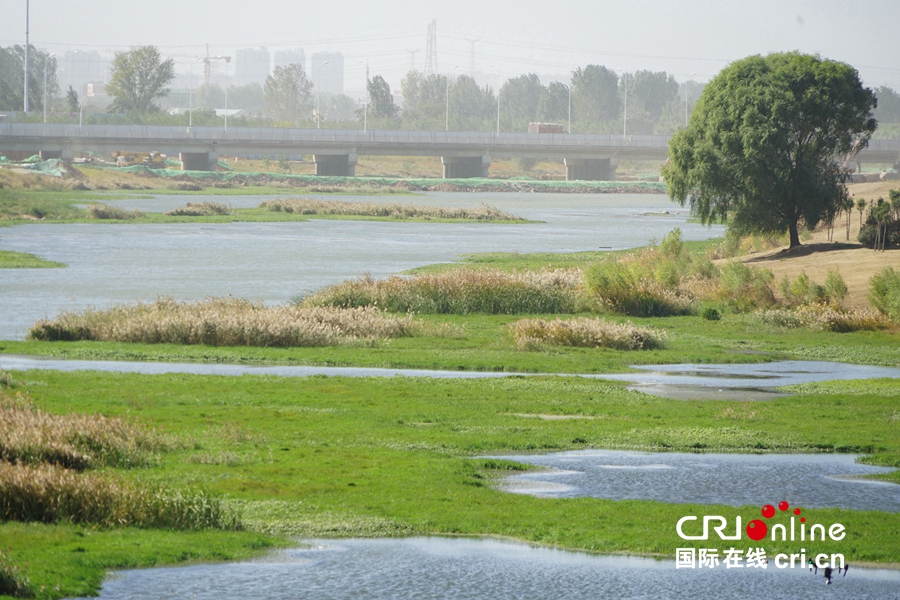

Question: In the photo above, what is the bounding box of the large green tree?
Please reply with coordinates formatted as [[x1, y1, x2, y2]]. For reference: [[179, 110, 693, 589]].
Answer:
[[264, 63, 313, 123], [500, 73, 543, 131], [571, 64, 619, 128], [0, 45, 58, 111], [663, 52, 877, 248], [366, 75, 397, 121], [106, 46, 175, 113]]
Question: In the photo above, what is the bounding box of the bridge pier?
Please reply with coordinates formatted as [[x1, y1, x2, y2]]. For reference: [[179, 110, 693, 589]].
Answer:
[[313, 154, 358, 176], [441, 155, 491, 179], [179, 152, 219, 171], [39, 149, 73, 161], [564, 157, 617, 181]]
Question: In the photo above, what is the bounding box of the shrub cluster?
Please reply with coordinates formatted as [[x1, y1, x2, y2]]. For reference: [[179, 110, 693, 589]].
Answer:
[[752, 306, 890, 333], [869, 267, 900, 321], [164, 201, 231, 216], [508, 317, 666, 350], [85, 204, 145, 220], [305, 269, 582, 315], [260, 198, 520, 221], [28, 298, 423, 346]]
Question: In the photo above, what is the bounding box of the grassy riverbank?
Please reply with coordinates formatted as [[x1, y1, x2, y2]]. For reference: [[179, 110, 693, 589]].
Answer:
[[0, 250, 64, 268], [0, 370, 898, 597]]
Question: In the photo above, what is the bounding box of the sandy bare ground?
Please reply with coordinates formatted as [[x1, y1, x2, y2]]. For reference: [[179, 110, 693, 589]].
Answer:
[[725, 181, 899, 309]]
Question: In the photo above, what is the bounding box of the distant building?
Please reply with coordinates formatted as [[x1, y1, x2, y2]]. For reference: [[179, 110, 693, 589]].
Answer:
[[235, 47, 270, 87], [274, 49, 305, 73], [59, 50, 110, 92], [310, 52, 344, 95]]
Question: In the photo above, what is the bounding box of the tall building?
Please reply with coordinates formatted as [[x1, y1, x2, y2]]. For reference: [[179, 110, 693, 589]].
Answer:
[[310, 52, 344, 95], [274, 49, 305, 73], [59, 50, 110, 92], [235, 47, 270, 87]]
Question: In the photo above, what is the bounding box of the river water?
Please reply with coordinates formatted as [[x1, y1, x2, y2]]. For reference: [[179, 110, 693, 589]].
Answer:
[[66, 537, 900, 600], [0, 192, 720, 339]]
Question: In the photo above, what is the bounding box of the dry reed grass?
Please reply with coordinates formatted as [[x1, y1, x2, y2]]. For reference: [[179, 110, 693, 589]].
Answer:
[[751, 306, 891, 333], [0, 462, 240, 530], [304, 269, 583, 314], [85, 204, 145, 219], [0, 389, 163, 470], [508, 317, 667, 350], [260, 198, 521, 221], [28, 297, 424, 346], [165, 201, 231, 216]]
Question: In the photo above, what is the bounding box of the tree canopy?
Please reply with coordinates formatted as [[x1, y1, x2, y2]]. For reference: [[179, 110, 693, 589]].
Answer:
[[106, 46, 175, 113], [662, 52, 877, 248], [264, 63, 313, 123], [366, 75, 397, 121], [0, 45, 59, 111]]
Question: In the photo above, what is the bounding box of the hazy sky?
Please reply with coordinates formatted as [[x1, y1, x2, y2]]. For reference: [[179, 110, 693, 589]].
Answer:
[[3, 0, 899, 92]]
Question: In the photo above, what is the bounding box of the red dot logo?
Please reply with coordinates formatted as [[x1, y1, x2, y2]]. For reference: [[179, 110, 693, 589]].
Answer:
[[761, 504, 776, 519], [793, 508, 801, 516], [801, 517, 806, 523], [746, 519, 768, 541], [778, 501, 789, 512]]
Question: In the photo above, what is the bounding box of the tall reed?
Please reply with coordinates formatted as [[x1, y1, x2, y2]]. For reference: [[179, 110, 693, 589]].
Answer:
[[165, 201, 231, 216], [85, 204, 145, 220], [508, 317, 667, 350], [304, 269, 583, 314], [28, 298, 423, 346], [0, 463, 240, 530]]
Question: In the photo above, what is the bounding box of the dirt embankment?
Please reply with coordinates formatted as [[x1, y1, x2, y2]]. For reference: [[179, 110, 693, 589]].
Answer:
[[728, 181, 899, 309]]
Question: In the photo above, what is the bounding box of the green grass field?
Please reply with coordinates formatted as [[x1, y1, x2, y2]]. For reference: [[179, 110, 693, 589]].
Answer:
[[0, 250, 65, 268]]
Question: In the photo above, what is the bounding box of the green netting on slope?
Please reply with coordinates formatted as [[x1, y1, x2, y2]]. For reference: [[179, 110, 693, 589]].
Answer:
[[22, 159, 68, 177]]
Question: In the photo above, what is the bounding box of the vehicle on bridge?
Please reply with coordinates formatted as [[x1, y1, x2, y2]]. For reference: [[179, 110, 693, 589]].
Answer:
[[527, 122, 566, 134]]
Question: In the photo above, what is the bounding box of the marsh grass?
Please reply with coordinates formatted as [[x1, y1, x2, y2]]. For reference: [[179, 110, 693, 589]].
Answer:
[[0, 250, 66, 268], [261, 198, 522, 221], [508, 317, 666, 350], [0, 389, 164, 469], [0, 549, 29, 598], [28, 298, 425, 347], [164, 201, 232, 216], [304, 269, 583, 314], [751, 305, 891, 333], [0, 462, 240, 530], [85, 204, 145, 220]]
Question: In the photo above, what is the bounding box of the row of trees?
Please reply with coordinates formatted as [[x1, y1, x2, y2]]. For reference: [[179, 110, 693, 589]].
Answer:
[[0, 45, 59, 112]]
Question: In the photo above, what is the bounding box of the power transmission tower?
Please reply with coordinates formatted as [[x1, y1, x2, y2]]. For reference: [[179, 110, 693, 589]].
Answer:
[[424, 20, 437, 75], [465, 38, 480, 77], [406, 49, 419, 72], [204, 43, 212, 86]]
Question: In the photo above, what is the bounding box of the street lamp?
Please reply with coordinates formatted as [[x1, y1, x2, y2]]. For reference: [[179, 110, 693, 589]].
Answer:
[[74, 50, 85, 128], [43, 53, 55, 123], [190, 57, 202, 127], [24, 0, 30, 113], [489, 63, 501, 135], [445, 65, 458, 132], [213, 56, 231, 131], [316, 60, 329, 128], [568, 82, 572, 133], [617, 68, 627, 139], [357, 59, 368, 132], [684, 72, 696, 127]]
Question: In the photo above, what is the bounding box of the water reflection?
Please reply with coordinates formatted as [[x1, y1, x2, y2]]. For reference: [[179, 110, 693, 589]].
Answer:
[[489, 450, 900, 511], [0, 192, 720, 340], [65, 537, 900, 600]]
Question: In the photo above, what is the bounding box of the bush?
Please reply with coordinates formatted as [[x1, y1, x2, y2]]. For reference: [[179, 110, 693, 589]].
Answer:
[[869, 267, 900, 321], [508, 317, 667, 351], [306, 269, 582, 315], [717, 262, 776, 312], [700, 306, 721, 321], [85, 204, 145, 220], [752, 306, 890, 332]]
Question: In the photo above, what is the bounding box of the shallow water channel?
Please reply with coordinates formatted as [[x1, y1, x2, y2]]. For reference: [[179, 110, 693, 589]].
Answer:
[[66, 537, 900, 600], [0, 192, 721, 339], [489, 450, 900, 512]]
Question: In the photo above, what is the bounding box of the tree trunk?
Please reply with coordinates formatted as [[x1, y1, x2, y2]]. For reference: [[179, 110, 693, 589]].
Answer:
[[788, 221, 801, 248]]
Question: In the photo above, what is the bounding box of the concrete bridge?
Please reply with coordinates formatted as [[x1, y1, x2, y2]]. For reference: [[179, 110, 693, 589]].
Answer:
[[2, 123, 898, 181]]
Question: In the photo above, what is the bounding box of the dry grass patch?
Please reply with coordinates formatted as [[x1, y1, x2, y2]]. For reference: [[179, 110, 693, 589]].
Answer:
[[164, 201, 231, 216], [260, 198, 521, 221], [508, 317, 667, 351], [305, 269, 583, 314], [751, 305, 891, 333], [28, 297, 425, 346], [85, 204, 145, 219], [0, 462, 240, 530], [0, 389, 165, 470]]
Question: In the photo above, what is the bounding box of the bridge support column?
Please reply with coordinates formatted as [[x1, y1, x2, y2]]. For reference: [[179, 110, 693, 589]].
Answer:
[[441, 155, 491, 179], [565, 157, 617, 181], [313, 154, 358, 176], [180, 152, 219, 171], [39, 149, 73, 161]]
